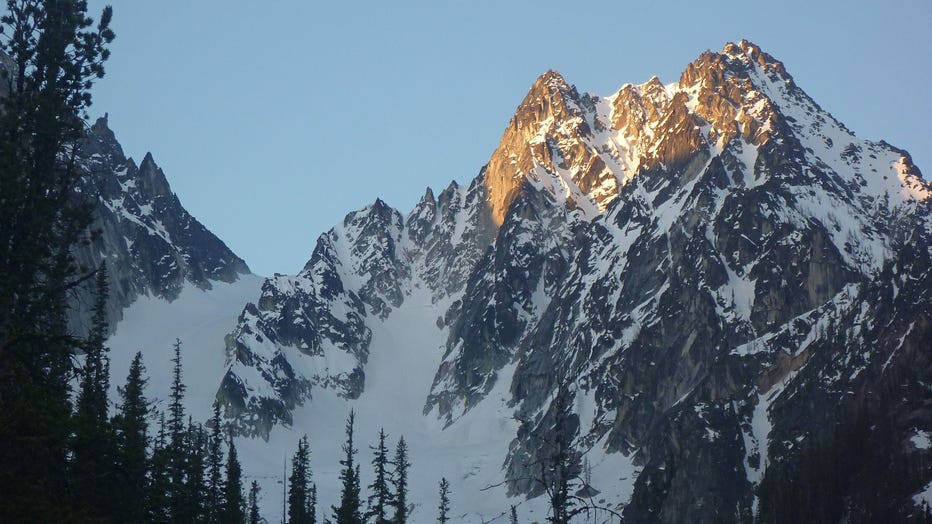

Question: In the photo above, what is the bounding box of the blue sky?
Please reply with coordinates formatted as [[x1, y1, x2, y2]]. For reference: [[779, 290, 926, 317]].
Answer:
[[85, 1, 931, 276]]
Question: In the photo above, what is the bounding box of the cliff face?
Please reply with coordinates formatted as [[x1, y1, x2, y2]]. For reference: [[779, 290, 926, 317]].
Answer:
[[69, 116, 251, 334], [214, 40, 931, 521]]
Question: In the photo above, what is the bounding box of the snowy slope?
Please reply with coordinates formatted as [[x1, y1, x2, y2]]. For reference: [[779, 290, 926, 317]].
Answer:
[[107, 276, 265, 424], [106, 40, 932, 523]]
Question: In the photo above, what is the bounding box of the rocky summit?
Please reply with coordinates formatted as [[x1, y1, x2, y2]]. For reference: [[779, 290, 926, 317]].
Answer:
[[70, 115, 251, 334], [205, 40, 932, 522], [93, 40, 931, 522]]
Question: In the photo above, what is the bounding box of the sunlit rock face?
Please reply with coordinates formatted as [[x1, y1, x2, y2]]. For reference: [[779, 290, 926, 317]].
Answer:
[[219, 40, 931, 521]]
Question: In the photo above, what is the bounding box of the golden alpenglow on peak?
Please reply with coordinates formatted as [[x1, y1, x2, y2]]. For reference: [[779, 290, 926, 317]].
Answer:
[[483, 69, 617, 226], [481, 41, 816, 229]]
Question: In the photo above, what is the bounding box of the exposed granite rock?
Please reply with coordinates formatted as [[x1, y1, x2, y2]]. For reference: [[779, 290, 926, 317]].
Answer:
[[69, 116, 250, 335]]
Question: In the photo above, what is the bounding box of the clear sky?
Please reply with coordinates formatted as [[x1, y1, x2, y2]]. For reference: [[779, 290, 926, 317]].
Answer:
[[84, 0, 931, 277]]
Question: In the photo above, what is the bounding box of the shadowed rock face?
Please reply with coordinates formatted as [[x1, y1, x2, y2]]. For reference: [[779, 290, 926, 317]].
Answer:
[[69, 116, 251, 335], [218, 40, 932, 520]]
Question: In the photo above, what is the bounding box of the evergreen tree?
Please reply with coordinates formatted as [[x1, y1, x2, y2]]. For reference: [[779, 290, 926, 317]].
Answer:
[[544, 381, 575, 524], [168, 338, 187, 520], [368, 428, 392, 524], [392, 436, 411, 524], [333, 410, 364, 524], [308, 482, 318, 524], [222, 432, 246, 523], [437, 477, 450, 524], [249, 480, 262, 524], [510, 505, 518, 524], [148, 413, 173, 522], [112, 351, 150, 522], [71, 262, 116, 520], [0, 3, 113, 518], [289, 434, 314, 524], [207, 400, 226, 522], [182, 419, 208, 522]]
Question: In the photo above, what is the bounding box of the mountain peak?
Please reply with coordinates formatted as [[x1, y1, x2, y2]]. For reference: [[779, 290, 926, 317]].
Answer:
[[483, 70, 587, 225], [534, 69, 569, 92], [720, 39, 791, 80], [515, 69, 577, 129]]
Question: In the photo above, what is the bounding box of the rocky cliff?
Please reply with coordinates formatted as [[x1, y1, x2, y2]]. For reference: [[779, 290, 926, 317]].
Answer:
[[70, 116, 251, 334], [217, 40, 931, 521]]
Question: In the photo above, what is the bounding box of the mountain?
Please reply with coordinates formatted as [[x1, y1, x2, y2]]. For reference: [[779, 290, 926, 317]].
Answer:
[[104, 40, 930, 522], [69, 115, 252, 334]]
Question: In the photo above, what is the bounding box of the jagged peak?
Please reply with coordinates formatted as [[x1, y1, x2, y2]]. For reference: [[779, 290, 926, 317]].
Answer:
[[534, 69, 569, 92], [641, 75, 664, 90], [91, 113, 111, 135], [369, 197, 393, 213], [346, 197, 402, 228], [513, 69, 580, 126], [136, 151, 174, 197], [81, 112, 125, 162], [721, 39, 792, 80], [89, 115, 116, 146], [140, 151, 157, 169], [679, 40, 793, 91], [722, 40, 770, 64]]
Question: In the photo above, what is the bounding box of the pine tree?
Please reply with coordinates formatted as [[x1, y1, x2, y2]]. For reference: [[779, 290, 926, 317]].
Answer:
[[392, 436, 411, 524], [289, 434, 314, 524], [207, 400, 226, 522], [71, 263, 116, 520], [0, 3, 113, 518], [333, 410, 363, 524], [368, 428, 392, 523], [510, 505, 518, 524], [437, 477, 450, 524], [222, 432, 246, 523], [112, 351, 150, 522], [248, 480, 262, 524]]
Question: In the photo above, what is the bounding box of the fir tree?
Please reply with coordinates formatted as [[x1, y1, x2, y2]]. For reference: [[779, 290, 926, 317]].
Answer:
[[333, 410, 364, 524], [148, 413, 173, 522], [289, 434, 314, 524], [437, 477, 450, 524], [308, 483, 318, 524], [207, 400, 225, 522], [168, 338, 187, 520], [392, 436, 411, 524], [0, 3, 113, 517], [367, 428, 392, 524], [249, 480, 262, 524], [544, 381, 575, 524], [510, 505, 518, 524], [222, 432, 246, 523], [71, 263, 115, 519], [112, 351, 150, 522], [182, 419, 208, 522]]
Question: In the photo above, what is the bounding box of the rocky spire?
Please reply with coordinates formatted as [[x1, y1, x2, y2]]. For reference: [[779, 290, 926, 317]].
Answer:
[[483, 69, 582, 226]]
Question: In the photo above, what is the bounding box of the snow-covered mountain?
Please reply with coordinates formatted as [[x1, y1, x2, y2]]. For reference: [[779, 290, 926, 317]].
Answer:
[[101, 40, 931, 522], [70, 115, 252, 335]]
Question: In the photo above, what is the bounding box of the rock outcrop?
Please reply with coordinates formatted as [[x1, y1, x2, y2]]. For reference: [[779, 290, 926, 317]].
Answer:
[[218, 40, 932, 521]]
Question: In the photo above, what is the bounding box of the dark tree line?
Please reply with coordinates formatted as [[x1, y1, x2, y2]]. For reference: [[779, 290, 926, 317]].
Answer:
[[284, 411, 419, 524], [0, 2, 259, 520]]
